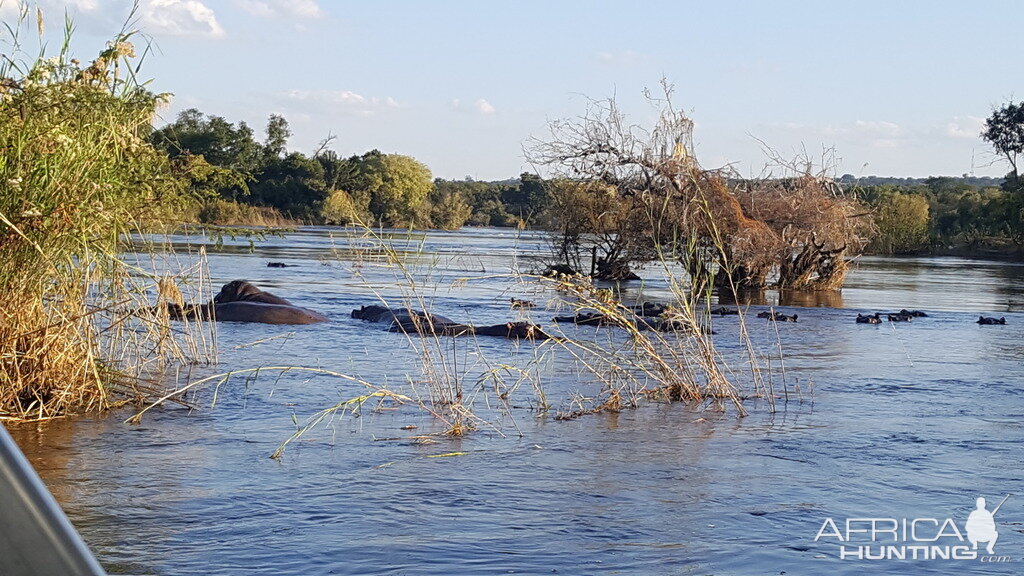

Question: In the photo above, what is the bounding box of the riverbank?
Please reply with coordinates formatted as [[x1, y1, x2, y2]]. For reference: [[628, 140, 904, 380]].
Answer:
[[865, 236, 1023, 261]]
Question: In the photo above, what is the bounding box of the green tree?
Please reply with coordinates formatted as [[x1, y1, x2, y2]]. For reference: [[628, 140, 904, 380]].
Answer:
[[263, 114, 291, 159], [321, 189, 362, 224], [348, 152, 433, 225], [150, 109, 259, 172], [982, 100, 1024, 185], [423, 182, 472, 229], [170, 152, 249, 201], [150, 108, 261, 198], [249, 152, 327, 218], [501, 172, 549, 224], [872, 193, 931, 254]]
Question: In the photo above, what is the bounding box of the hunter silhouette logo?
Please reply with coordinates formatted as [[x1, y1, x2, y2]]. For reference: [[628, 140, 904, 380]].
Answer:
[[966, 495, 1008, 555], [815, 494, 1013, 562]]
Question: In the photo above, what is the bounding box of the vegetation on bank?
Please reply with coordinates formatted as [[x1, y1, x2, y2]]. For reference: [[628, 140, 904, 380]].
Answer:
[[150, 108, 556, 229], [857, 100, 1024, 256], [858, 176, 1024, 255], [0, 14, 213, 420], [151, 102, 1024, 263]]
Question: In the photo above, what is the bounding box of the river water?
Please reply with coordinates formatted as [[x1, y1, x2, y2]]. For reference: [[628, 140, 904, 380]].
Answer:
[[8, 227, 1024, 575]]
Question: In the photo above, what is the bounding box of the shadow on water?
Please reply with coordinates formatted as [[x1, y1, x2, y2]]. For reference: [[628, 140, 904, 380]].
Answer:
[[7, 227, 1024, 575]]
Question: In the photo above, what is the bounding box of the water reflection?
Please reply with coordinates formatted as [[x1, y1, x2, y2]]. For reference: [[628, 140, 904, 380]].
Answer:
[[717, 288, 845, 308]]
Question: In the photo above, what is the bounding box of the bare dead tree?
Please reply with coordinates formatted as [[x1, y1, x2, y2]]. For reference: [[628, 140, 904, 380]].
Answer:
[[529, 82, 872, 291]]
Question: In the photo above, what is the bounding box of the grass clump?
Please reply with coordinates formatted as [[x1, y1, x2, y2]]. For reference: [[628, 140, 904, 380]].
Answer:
[[0, 10, 209, 420]]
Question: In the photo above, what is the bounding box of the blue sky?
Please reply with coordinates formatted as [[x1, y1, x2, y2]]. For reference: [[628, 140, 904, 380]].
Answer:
[[3, 0, 1022, 180]]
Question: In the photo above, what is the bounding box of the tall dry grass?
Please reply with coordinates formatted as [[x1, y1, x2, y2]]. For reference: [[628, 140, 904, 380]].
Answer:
[[0, 8, 214, 420]]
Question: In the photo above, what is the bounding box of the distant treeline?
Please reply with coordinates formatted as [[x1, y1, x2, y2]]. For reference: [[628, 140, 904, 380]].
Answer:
[[150, 109, 552, 229], [838, 174, 1004, 189], [857, 176, 1023, 255], [150, 108, 1023, 257]]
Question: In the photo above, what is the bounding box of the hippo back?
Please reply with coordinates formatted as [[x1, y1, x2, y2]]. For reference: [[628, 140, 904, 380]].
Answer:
[[387, 310, 459, 334], [214, 302, 328, 325]]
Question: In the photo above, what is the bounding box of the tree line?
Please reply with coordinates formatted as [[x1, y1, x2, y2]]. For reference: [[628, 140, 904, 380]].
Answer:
[[859, 176, 1023, 255], [150, 109, 554, 229], [150, 101, 1024, 262]]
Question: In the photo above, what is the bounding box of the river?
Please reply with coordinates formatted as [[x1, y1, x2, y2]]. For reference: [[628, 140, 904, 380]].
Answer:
[[8, 227, 1024, 575]]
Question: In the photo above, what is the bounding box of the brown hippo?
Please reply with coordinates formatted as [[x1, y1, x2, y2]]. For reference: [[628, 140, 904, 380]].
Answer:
[[351, 304, 552, 340], [214, 280, 293, 306], [977, 316, 1007, 325], [551, 302, 703, 332], [159, 280, 328, 325]]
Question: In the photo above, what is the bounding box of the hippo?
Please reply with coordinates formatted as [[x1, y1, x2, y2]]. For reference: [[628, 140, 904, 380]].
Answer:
[[887, 313, 913, 322], [856, 313, 882, 324], [266, 262, 297, 268], [977, 316, 1007, 325], [352, 305, 552, 340], [631, 302, 668, 316], [510, 297, 536, 309], [552, 311, 614, 327], [156, 280, 328, 325], [900, 309, 929, 317], [756, 311, 798, 322], [214, 279, 293, 306], [551, 304, 707, 332], [709, 306, 740, 316]]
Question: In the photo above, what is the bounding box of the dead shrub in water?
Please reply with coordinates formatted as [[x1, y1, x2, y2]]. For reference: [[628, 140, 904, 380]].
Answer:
[[531, 81, 873, 291]]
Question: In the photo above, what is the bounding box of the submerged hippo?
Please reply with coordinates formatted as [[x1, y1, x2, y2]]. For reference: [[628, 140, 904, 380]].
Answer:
[[856, 313, 882, 324], [351, 304, 552, 340], [157, 280, 328, 325], [756, 311, 798, 322], [551, 303, 712, 333], [977, 316, 1007, 325]]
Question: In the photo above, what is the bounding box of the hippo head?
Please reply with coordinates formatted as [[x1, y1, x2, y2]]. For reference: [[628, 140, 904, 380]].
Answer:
[[214, 280, 260, 304]]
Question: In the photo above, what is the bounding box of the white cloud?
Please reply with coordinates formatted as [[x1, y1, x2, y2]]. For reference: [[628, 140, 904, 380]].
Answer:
[[946, 116, 985, 139], [852, 120, 901, 138], [451, 98, 496, 115], [595, 50, 648, 67], [236, 0, 322, 19], [281, 89, 399, 117], [65, 0, 99, 10], [2, 1, 105, 30], [0, 1, 22, 18], [140, 0, 224, 37], [771, 119, 903, 142], [475, 98, 495, 115]]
